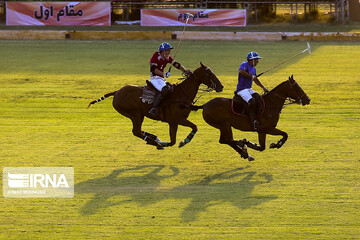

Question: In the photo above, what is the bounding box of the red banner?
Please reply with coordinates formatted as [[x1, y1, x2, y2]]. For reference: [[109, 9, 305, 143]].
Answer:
[[141, 9, 246, 26], [6, 2, 111, 26]]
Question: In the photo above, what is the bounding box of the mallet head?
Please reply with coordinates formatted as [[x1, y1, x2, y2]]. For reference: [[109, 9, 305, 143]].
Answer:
[[307, 42, 311, 55]]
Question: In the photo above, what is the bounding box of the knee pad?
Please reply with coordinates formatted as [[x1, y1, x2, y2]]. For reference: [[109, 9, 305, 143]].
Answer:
[[248, 98, 257, 110], [248, 98, 256, 105], [252, 92, 261, 103], [161, 85, 172, 97]]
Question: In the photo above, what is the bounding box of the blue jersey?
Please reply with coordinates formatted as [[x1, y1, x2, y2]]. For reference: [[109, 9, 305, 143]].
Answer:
[[234, 61, 257, 93]]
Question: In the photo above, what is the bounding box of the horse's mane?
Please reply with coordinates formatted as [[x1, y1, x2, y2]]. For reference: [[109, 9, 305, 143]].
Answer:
[[265, 80, 289, 96]]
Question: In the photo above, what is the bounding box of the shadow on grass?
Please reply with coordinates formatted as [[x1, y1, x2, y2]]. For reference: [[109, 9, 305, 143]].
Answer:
[[75, 165, 277, 221]]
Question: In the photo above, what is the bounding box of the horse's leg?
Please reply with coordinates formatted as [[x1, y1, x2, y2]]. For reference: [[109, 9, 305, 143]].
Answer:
[[244, 133, 266, 152], [218, 125, 254, 161], [266, 128, 288, 149], [130, 114, 164, 150], [162, 123, 178, 147], [177, 119, 198, 148], [142, 131, 162, 144]]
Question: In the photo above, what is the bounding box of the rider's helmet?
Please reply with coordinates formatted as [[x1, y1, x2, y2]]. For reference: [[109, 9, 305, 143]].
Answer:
[[247, 52, 263, 61], [159, 42, 174, 52]]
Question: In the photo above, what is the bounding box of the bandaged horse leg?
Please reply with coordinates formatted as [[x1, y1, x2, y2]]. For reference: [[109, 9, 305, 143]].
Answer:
[[143, 135, 164, 150], [177, 119, 198, 148], [229, 141, 255, 161], [218, 125, 254, 161], [267, 128, 288, 149], [142, 131, 162, 144], [130, 114, 164, 150], [243, 137, 264, 151]]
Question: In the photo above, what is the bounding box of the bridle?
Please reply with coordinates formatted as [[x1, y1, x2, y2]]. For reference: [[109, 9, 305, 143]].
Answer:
[[268, 79, 306, 106], [176, 66, 219, 104], [200, 67, 218, 91], [193, 67, 219, 104]]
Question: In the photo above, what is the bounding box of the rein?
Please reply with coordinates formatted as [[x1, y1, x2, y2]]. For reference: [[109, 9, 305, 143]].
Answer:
[[266, 79, 304, 108], [193, 68, 218, 104], [193, 86, 213, 104], [176, 68, 217, 104]]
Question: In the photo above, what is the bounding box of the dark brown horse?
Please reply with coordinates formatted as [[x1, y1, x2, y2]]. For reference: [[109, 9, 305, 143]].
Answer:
[[189, 75, 311, 161], [88, 62, 223, 150]]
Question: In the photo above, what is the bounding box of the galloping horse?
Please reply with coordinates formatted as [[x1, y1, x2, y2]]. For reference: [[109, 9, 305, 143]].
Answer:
[[88, 62, 223, 150], [189, 75, 310, 161]]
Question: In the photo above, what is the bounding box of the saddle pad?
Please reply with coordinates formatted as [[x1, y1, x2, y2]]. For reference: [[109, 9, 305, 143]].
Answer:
[[141, 84, 157, 104]]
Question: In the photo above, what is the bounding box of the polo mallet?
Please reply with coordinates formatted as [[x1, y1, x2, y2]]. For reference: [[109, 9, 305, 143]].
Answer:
[[257, 42, 311, 77], [167, 13, 193, 74]]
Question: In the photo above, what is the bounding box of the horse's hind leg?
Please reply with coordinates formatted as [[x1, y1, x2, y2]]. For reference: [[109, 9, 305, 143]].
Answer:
[[142, 131, 162, 144], [244, 135, 265, 151], [130, 114, 164, 150], [218, 125, 255, 161]]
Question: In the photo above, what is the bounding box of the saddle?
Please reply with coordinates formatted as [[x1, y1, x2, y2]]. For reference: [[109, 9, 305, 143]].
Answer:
[[232, 93, 264, 116], [140, 80, 159, 105], [141, 81, 175, 104]]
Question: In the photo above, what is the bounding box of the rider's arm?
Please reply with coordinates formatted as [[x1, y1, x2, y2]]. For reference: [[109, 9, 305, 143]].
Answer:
[[172, 61, 187, 74], [154, 68, 165, 77], [254, 77, 269, 92], [239, 70, 252, 79], [240, 69, 268, 92], [151, 64, 167, 78]]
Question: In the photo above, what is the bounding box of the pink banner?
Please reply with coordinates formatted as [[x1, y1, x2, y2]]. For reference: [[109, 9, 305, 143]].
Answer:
[[6, 2, 111, 26], [141, 9, 246, 26]]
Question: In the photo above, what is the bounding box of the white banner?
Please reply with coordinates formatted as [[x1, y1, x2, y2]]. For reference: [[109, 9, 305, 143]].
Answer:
[[141, 9, 246, 26], [6, 2, 111, 26]]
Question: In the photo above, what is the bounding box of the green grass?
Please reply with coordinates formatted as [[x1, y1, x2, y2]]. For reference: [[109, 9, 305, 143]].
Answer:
[[0, 40, 359, 239]]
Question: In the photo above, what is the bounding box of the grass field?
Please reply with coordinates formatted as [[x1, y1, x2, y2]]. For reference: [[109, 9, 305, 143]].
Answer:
[[1, 40, 359, 239]]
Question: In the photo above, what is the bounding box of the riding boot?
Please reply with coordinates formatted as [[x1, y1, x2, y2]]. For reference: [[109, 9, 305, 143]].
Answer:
[[248, 98, 263, 131], [149, 84, 172, 116], [149, 93, 165, 116]]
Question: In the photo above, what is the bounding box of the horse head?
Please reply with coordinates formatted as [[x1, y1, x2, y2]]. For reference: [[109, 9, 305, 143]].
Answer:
[[288, 75, 311, 106], [193, 62, 224, 92]]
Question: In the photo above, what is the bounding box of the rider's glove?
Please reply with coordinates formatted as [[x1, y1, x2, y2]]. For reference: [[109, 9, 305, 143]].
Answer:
[[184, 70, 194, 78], [164, 72, 171, 78]]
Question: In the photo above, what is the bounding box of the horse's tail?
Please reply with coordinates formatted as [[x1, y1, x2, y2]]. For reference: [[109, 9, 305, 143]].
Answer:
[[180, 103, 204, 111], [87, 91, 116, 109], [190, 104, 204, 111]]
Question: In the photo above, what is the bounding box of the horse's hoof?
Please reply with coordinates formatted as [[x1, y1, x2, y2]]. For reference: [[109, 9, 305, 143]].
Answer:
[[157, 145, 164, 150], [270, 143, 276, 148], [178, 141, 185, 148], [248, 156, 255, 161]]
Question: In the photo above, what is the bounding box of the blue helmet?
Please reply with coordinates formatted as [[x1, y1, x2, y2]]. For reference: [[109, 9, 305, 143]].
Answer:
[[159, 42, 173, 52], [247, 52, 263, 61]]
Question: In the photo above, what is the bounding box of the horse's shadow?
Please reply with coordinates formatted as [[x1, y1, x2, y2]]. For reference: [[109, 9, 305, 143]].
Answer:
[[75, 165, 178, 215], [75, 165, 277, 221]]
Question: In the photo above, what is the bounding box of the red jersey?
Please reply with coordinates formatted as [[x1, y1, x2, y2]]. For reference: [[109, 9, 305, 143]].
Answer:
[[150, 51, 174, 77]]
